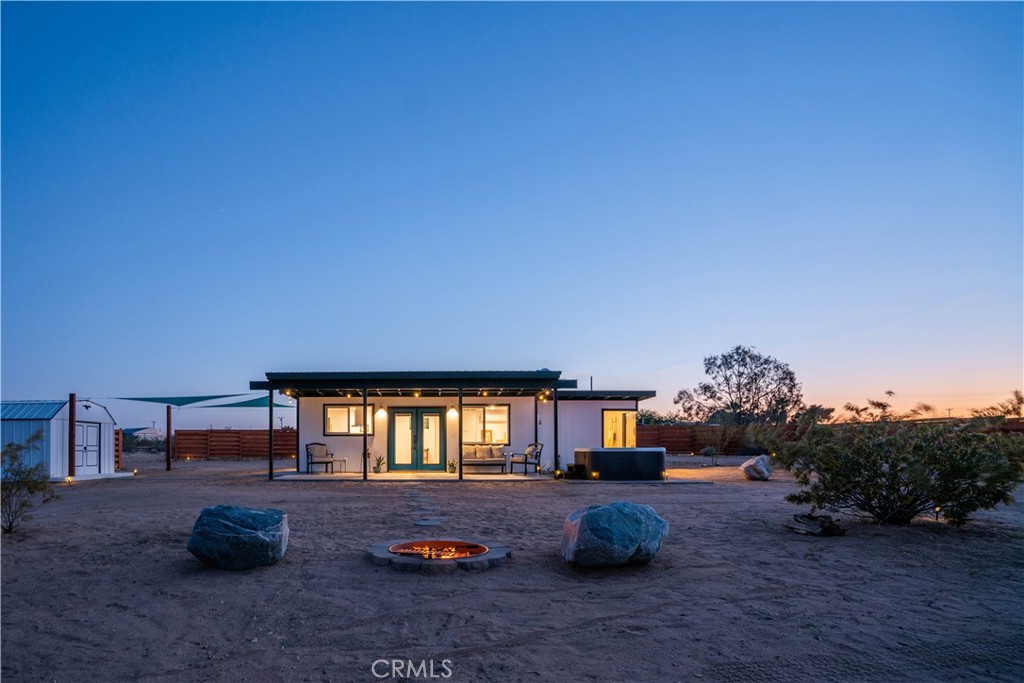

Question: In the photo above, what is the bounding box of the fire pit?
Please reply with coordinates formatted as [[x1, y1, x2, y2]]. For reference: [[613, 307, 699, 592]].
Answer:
[[367, 538, 509, 574], [388, 540, 488, 560]]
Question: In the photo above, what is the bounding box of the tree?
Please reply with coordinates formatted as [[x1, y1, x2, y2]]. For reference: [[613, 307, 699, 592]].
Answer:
[[2, 431, 61, 533], [637, 408, 687, 425], [673, 345, 804, 425]]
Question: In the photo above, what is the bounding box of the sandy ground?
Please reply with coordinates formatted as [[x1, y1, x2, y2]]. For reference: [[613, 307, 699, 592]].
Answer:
[[2, 453, 1022, 683]]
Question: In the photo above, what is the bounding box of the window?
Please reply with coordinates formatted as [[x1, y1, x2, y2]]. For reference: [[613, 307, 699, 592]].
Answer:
[[325, 405, 374, 435], [602, 410, 637, 448], [461, 405, 509, 444]]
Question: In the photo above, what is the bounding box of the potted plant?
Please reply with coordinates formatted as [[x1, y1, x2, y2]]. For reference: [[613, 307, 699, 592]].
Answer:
[[447, 459, 457, 473], [372, 455, 384, 474]]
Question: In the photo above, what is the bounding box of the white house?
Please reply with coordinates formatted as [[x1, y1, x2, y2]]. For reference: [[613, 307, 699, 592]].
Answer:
[[250, 370, 655, 479], [1, 399, 119, 480]]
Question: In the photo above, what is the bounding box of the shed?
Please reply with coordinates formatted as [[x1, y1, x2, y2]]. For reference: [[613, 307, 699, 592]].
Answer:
[[1, 399, 118, 480]]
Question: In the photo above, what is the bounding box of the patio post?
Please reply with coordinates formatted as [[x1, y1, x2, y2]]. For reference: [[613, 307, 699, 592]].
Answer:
[[458, 386, 464, 481], [362, 388, 368, 481], [268, 389, 274, 481], [553, 387, 560, 473], [533, 392, 538, 444]]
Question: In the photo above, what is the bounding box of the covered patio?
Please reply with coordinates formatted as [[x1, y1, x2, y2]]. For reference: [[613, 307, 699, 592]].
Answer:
[[250, 370, 578, 481]]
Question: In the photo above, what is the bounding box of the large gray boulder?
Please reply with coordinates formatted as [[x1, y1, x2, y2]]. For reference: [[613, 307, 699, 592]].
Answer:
[[740, 454, 773, 481], [187, 505, 289, 570], [562, 501, 668, 567]]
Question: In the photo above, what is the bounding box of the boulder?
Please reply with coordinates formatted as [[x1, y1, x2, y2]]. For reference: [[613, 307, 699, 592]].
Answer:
[[740, 454, 773, 481], [562, 501, 668, 567], [187, 505, 289, 570]]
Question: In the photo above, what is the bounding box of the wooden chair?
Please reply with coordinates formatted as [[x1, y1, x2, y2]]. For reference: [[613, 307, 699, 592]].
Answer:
[[509, 442, 543, 474], [305, 442, 334, 474]]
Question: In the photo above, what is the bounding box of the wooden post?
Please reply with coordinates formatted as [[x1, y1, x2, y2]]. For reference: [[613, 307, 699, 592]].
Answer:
[[268, 389, 275, 481], [166, 404, 172, 471], [458, 387, 464, 481], [67, 393, 76, 478]]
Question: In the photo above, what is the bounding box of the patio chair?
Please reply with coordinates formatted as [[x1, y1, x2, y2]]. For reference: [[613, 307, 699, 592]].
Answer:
[[305, 442, 335, 474], [509, 442, 543, 474]]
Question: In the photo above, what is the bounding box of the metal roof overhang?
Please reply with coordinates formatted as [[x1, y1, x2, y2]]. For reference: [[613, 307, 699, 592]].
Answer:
[[556, 390, 657, 401], [250, 370, 578, 398]]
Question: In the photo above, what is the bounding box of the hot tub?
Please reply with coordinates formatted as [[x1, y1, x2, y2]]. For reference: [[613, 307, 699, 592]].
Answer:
[[572, 447, 667, 481]]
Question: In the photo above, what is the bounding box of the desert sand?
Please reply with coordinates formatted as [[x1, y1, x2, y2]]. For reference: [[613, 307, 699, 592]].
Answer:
[[2, 453, 1022, 682]]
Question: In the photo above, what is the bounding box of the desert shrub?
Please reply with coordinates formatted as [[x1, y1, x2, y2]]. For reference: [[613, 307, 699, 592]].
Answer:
[[776, 420, 1024, 526], [2, 432, 61, 533]]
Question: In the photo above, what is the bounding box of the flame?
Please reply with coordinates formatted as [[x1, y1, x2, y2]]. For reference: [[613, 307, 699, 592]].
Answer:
[[388, 541, 487, 560]]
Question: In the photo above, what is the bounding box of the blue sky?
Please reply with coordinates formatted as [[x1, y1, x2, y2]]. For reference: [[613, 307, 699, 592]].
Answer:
[[2, 2, 1021, 428]]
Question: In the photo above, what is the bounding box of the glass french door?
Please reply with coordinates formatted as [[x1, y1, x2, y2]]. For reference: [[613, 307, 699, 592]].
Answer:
[[388, 408, 445, 471]]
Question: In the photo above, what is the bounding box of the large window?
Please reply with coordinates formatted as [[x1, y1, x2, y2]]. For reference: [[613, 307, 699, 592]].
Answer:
[[602, 410, 637, 448], [325, 405, 375, 435], [461, 405, 509, 444]]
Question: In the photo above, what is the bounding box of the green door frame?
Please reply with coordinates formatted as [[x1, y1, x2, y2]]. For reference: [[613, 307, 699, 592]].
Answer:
[[388, 407, 446, 471]]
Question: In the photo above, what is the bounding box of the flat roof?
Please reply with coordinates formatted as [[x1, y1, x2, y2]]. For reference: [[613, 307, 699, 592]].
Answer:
[[250, 370, 655, 401], [251, 370, 577, 398], [557, 390, 656, 401]]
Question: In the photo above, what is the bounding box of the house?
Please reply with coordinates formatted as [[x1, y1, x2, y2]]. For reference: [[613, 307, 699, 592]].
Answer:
[[1, 399, 121, 480], [249, 370, 655, 478], [123, 426, 165, 440]]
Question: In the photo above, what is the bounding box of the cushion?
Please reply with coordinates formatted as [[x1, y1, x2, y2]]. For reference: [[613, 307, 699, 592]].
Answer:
[[490, 445, 505, 459], [476, 445, 491, 459], [463, 445, 478, 459]]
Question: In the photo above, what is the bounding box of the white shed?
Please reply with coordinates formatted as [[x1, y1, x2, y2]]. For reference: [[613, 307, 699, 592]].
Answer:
[[1, 399, 119, 480]]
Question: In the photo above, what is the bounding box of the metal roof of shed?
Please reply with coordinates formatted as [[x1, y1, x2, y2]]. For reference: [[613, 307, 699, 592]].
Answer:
[[1, 399, 117, 424], [1, 400, 67, 420]]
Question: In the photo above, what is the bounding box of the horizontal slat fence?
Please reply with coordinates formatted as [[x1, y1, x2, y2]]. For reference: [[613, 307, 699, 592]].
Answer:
[[637, 425, 754, 455], [114, 428, 123, 471], [174, 429, 298, 460], [640, 419, 1023, 455]]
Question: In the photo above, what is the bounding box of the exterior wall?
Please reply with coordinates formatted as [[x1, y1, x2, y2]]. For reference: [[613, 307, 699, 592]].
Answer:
[[297, 396, 539, 472], [295, 395, 639, 474], [539, 400, 638, 470], [1, 419, 52, 472]]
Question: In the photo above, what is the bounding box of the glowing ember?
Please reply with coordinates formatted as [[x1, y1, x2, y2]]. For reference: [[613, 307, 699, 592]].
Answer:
[[387, 540, 489, 560]]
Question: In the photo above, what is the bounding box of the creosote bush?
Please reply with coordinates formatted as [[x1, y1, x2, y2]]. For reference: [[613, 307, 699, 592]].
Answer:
[[2, 432, 61, 533], [776, 419, 1024, 527]]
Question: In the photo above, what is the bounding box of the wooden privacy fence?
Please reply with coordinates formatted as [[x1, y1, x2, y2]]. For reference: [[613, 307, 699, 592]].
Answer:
[[638, 419, 1024, 455], [174, 429, 298, 460], [637, 425, 756, 455], [114, 428, 123, 471]]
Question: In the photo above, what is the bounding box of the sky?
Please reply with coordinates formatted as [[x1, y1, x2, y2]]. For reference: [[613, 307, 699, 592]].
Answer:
[[2, 2, 1021, 429]]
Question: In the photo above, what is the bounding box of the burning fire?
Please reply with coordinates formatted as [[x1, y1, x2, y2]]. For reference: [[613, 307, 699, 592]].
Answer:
[[388, 540, 488, 560]]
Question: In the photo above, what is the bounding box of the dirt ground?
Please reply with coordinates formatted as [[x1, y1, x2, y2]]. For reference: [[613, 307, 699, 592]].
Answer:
[[2, 453, 1022, 682]]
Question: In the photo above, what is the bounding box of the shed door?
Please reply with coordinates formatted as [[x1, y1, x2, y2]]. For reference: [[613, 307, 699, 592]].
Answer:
[[75, 423, 100, 475]]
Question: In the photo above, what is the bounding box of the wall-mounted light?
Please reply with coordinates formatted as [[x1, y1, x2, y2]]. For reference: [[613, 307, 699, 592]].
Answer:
[[412, 390, 421, 398], [376, 406, 387, 417], [446, 406, 458, 418]]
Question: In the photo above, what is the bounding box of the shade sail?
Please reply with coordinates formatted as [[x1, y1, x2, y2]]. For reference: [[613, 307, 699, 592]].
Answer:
[[202, 396, 294, 409], [116, 394, 244, 406]]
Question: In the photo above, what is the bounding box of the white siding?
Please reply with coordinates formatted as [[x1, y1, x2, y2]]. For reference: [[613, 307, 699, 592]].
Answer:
[[297, 396, 539, 472], [538, 400, 637, 470]]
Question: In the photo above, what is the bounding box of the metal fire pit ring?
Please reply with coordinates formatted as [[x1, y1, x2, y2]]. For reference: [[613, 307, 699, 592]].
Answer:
[[366, 538, 510, 574]]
